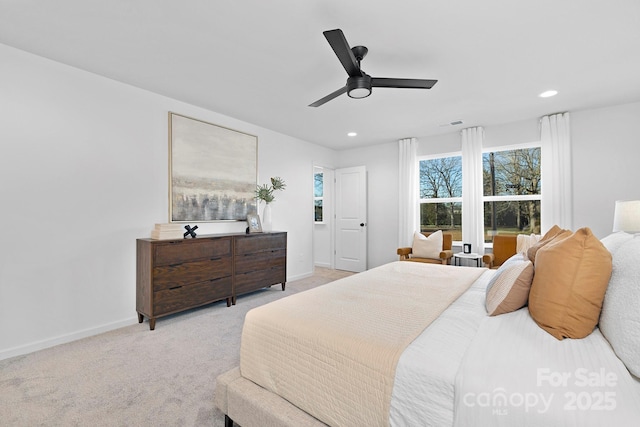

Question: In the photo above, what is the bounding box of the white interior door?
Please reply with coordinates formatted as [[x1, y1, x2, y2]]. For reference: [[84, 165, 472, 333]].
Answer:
[[335, 166, 367, 272]]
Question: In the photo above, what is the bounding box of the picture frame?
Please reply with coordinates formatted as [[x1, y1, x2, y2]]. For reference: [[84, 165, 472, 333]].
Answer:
[[463, 243, 472, 254], [168, 112, 258, 222], [246, 214, 262, 233]]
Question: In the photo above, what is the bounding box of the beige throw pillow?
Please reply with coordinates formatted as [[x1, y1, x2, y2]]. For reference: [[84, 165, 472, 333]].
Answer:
[[526, 225, 572, 263], [412, 230, 442, 259], [529, 227, 613, 340], [485, 254, 534, 316]]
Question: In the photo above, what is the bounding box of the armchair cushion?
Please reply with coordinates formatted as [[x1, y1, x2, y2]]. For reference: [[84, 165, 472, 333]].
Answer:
[[412, 230, 442, 259], [483, 235, 517, 268], [491, 235, 517, 266]]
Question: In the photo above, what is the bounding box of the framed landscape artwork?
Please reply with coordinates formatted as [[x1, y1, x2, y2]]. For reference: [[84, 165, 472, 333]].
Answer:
[[169, 112, 258, 222]]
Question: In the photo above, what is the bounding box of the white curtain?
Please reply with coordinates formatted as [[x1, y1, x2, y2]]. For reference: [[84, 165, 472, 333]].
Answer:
[[461, 127, 485, 255], [540, 112, 572, 231], [398, 137, 418, 247]]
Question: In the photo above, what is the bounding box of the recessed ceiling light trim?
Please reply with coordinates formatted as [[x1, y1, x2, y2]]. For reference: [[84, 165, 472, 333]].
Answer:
[[539, 90, 558, 98]]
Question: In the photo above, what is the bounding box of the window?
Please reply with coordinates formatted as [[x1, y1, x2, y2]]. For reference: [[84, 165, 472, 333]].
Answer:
[[314, 168, 324, 222], [418, 154, 463, 241], [483, 145, 541, 242]]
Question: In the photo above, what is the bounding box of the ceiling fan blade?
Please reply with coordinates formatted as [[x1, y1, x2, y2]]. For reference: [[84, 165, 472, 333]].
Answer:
[[323, 29, 363, 77], [309, 86, 348, 107], [371, 77, 438, 89]]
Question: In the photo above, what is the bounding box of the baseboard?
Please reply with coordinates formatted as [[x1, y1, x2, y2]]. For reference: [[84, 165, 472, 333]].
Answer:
[[314, 262, 332, 269], [287, 271, 313, 282], [0, 317, 138, 361]]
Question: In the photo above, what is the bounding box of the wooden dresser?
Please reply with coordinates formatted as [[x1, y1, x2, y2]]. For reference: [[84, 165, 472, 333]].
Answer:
[[233, 232, 287, 304], [136, 232, 287, 329]]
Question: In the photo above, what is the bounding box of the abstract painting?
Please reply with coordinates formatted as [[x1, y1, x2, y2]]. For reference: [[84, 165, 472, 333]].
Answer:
[[169, 112, 257, 222]]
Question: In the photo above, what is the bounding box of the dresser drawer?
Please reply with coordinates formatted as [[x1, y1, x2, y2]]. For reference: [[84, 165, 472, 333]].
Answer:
[[153, 276, 232, 316], [234, 266, 286, 295], [234, 233, 286, 255], [234, 249, 286, 272], [153, 257, 232, 291], [154, 237, 231, 266]]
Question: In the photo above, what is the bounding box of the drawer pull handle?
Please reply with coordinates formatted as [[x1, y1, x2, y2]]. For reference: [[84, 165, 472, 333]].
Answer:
[[210, 257, 221, 261], [169, 285, 182, 290], [169, 263, 182, 268]]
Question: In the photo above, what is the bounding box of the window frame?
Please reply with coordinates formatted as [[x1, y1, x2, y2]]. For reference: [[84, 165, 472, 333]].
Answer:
[[415, 143, 544, 247], [314, 168, 325, 224], [482, 141, 542, 245], [417, 151, 463, 242]]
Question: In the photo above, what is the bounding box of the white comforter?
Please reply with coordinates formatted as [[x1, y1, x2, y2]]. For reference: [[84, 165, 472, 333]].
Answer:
[[390, 270, 640, 426], [390, 270, 493, 426]]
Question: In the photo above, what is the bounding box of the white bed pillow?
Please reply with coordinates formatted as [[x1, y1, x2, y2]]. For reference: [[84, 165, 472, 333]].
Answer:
[[599, 235, 640, 377], [485, 253, 534, 316], [516, 233, 540, 254], [412, 230, 442, 259], [600, 231, 634, 255]]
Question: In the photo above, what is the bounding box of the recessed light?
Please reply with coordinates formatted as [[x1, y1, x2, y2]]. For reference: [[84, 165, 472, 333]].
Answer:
[[347, 132, 357, 137], [539, 90, 558, 98]]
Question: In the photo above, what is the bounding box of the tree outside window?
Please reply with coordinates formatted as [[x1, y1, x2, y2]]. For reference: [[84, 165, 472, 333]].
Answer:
[[314, 170, 324, 222], [483, 146, 541, 242], [418, 155, 463, 241]]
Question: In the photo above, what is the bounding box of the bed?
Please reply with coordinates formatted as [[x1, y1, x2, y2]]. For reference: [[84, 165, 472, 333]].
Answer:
[[215, 230, 640, 427]]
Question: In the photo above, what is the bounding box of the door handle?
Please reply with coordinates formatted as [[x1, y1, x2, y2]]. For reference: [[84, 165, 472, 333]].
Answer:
[[360, 223, 365, 227]]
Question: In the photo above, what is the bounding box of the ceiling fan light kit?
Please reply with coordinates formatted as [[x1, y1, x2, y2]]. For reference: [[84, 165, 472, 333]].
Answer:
[[347, 74, 372, 99], [309, 29, 437, 107]]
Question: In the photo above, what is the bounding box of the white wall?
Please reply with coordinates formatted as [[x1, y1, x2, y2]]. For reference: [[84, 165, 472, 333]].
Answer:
[[0, 44, 335, 359], [572, 101, 640, 237]]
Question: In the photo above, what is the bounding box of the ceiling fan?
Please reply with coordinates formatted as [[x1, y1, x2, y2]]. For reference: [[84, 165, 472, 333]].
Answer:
[[309, 29, 438, 107]]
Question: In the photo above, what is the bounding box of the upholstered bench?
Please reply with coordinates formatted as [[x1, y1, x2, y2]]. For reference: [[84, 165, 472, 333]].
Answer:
[[215, 367, 326, 427]]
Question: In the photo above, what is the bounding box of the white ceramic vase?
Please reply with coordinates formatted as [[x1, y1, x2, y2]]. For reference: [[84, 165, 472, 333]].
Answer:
[[262, 203, 272, 232]]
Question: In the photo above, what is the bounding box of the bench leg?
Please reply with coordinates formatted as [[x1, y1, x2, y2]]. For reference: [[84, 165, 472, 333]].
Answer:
[[225, 414, 234, 427]]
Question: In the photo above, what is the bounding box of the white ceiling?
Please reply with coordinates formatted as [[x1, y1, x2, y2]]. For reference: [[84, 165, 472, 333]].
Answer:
[[1, 0, 639, 150]]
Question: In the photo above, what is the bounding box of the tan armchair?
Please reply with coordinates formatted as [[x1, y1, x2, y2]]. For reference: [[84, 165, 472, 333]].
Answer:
[[397, 232, 454, 265], [482, 235, 517, 268]]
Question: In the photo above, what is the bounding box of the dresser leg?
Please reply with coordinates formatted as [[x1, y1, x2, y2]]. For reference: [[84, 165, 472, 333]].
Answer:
[[232, 296, 237, 305], [226, 297, 231, 307], [149, 318, 156, 330], [137, 313, 144, 323], [281, 282, 286, 291]]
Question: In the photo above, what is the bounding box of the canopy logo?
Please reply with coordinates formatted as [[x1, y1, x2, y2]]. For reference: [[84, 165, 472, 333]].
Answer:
[[462, 368, 618, 416]]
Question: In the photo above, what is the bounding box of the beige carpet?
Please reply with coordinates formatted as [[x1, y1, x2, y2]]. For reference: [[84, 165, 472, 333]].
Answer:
[[0, 267, 353, 426]]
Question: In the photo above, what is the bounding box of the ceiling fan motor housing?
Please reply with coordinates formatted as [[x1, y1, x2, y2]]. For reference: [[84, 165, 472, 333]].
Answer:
[[347, 74, 372, 99]]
